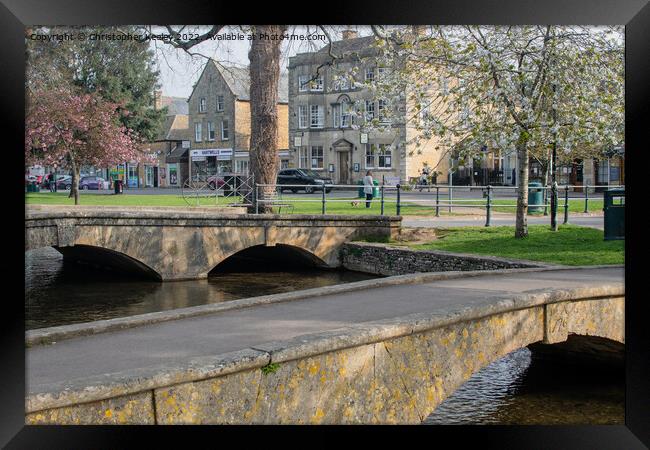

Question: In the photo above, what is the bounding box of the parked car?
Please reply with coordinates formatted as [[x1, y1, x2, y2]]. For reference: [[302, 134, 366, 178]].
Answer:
[[207, 174, 226, 190], [277, 169, 333, 193], [55, 175, 73, 190], [79, 176, 106, 190]]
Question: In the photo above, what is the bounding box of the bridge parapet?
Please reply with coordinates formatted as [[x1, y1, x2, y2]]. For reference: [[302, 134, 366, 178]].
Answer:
[[26, 280, 623, 424], [25, 209, 401, 280]]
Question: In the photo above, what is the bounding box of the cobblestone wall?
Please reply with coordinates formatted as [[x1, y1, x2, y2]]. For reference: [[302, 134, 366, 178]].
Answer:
[[340, 242, 545, 276]]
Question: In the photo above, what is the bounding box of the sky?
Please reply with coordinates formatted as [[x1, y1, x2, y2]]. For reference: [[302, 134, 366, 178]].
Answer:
[[151, 25, 373, 98]]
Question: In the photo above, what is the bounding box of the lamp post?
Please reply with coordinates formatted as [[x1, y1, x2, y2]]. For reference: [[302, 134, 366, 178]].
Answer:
[[53, 163, 58, 193], [550, 83, 558, 231]]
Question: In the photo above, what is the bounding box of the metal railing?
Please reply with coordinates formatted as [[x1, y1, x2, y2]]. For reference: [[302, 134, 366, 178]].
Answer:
[[254, 183, 624, 227]]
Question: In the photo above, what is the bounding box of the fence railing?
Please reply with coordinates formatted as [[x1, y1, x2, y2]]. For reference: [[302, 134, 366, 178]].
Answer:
[[254, 183, 624, 227]]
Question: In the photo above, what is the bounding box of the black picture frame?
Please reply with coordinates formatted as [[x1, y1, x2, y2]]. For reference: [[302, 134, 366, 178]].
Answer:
[[4, 0, 648, 447]]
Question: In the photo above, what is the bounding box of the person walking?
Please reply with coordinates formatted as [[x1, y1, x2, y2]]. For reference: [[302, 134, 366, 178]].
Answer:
[[363, 170, 374, 208]]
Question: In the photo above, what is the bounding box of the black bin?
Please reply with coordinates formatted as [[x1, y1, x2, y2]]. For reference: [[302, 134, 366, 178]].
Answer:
[[603, 188, 624, 240]]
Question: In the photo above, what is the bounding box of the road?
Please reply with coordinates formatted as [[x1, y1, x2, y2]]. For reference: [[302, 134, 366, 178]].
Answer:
[[27, 266, 622, 394]]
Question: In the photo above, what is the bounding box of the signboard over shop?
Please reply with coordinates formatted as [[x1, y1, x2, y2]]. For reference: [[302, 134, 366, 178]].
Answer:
[[190, 149, 233, 160]]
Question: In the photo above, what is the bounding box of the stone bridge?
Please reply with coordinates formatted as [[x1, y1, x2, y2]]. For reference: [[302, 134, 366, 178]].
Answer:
[[25, 267, 624, 424], [25, 207, 401, 280]]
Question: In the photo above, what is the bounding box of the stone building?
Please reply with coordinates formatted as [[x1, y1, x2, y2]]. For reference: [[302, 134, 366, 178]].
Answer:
[[188, 61, 289, 180], [287, 30, 450, 186]]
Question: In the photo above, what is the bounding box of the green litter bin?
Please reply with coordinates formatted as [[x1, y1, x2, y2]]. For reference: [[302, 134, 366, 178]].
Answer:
[[373, 180, 379, 198], [528, 181, 544, 213], [358, 180, 380, 198], [357, 180, 364, 198], [603, 188, 625, 240]]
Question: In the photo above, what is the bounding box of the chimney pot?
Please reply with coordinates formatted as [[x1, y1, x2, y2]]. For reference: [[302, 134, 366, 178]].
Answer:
[[341, 29, 358, 40]]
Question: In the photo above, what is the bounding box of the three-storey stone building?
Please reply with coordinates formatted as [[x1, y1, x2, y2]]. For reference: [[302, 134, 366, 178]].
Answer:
[[188, 61, 289, 180], [288, 30, 450, 186]]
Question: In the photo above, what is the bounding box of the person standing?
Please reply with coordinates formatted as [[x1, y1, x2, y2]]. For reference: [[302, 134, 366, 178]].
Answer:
[[363, 170, 374, 208]]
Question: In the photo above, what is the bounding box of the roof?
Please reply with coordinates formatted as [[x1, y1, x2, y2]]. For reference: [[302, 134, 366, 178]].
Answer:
[[290, 35, 380, 67], [156, 114, 190, 142], [211, 62, 289, 103], [160, 96, 189, 115], [316, 35, 378, 56]]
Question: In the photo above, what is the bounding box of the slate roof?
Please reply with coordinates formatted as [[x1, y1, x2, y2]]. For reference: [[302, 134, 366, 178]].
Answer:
[[316, 35, 378, 56], [160, 96, 189, 115], [156, 114, 190, 142], [213, 62, 289, 103]]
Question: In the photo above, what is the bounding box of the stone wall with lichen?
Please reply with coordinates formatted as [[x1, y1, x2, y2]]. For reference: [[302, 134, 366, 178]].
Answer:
[[341, 242, 546, 276], [26, 289, 624, 425]]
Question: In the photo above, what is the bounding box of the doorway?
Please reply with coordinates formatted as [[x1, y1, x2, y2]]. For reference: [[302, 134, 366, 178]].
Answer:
[[338, 151, 350, 185]]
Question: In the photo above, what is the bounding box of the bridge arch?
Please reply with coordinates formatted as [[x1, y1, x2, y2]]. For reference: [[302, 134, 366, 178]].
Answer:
[[54, 245, 162, 281], [209, 244, 328, 274]]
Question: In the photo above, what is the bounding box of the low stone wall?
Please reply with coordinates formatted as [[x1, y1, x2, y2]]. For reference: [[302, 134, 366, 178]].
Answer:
[[341, 242, 548, 276], [25, 284, 624, 425]]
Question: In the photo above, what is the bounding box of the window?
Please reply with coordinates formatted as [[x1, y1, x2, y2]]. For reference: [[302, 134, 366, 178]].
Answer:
[[199, 98, 206, 113], [310, 105, 324, 128], [341, 101, 353, 128], [207, 122, 215, 141], [365, 100, 375, 120], [311, 77, 323, 92], [365, 144, 392, 168], [235, 160, 249, 175], [298, 147, 309, 169], [298, 75, 309, 92], [378, 145, 392, 168], [221, 120, 229, 140], [217, 95, 224, 111], [378, 100, 389, 123], [194, 122, 202, 142], [377, 67, 387, 79], [298, 105, 309, 129], [332, 104, 341, 128], [365, 144, 375, 168], [365, 67, 375, 82], [311, 146, 324, 169]]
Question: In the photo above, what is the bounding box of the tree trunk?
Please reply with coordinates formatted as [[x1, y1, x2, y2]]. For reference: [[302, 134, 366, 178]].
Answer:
[[248, 25, 286, 213], [70, 157, 80, 205], [515, 138, 529, 238]]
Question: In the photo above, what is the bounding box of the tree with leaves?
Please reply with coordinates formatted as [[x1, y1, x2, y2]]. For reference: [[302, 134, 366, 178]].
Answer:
[[369, 25, 624, 237]]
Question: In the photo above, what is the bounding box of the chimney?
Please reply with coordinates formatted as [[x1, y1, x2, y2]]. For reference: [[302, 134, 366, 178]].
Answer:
[[153, 89, 163, 110], [341, 29, 358, 40], [411, 25, 427, 37]]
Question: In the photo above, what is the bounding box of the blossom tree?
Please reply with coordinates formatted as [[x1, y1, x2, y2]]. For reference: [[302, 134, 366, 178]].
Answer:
[[367, 25, 624, 237], [25, 88, 145, 204]]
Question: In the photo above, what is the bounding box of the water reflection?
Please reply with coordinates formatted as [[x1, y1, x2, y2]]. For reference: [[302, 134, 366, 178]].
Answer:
[[25, 247, 377, 330], [424, 348, 624, 425]]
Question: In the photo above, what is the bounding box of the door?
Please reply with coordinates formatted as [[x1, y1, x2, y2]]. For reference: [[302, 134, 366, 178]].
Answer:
[[338, 151, 349, 185]]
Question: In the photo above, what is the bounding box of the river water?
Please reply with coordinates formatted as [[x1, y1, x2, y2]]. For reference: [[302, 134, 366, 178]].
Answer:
[[25, 247, 623, 424]]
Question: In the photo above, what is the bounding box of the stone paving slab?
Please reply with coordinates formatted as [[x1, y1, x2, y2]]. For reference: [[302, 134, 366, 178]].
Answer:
[[27, 267, 623, 397]]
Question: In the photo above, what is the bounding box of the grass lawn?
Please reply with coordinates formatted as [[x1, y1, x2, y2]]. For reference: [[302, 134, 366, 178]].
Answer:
[[394, 225, 623, 266], [24, 192, 604, 217], [25, 192, 241, 207]]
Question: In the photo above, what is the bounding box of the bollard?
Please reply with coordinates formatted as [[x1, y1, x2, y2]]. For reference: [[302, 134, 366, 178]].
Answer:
[[322, 187, 326, 215], [563, 185, 569, 224], [584, 185, 589, 213], [396, 184, 401, 216], [435, 186, 440, 217], [551, 182, 558, 231], [380, 185, 385, 216], [485, 185, 492, 227]]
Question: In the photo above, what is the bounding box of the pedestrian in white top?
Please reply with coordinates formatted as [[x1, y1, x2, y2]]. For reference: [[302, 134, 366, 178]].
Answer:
[[363, 171, 374, 208]]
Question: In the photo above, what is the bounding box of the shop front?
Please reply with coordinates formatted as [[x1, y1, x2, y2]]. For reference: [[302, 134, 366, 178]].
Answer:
[[189, 149, 233, 181]]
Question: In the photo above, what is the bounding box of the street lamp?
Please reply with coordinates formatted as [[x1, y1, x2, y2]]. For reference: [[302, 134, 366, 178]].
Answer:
[[53, 163, 58, 193], [550, 83, 558, 231]]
